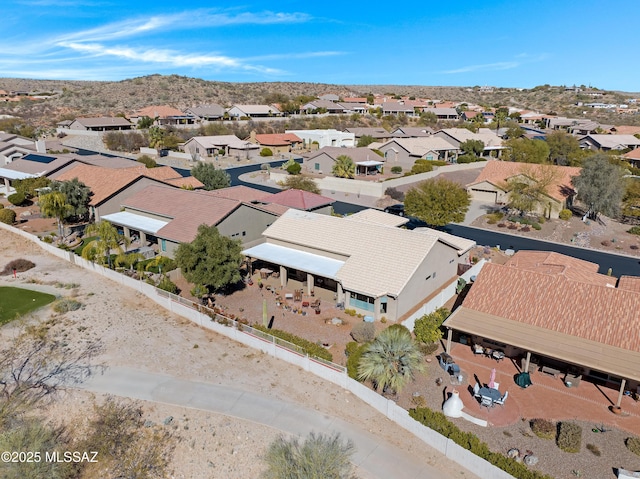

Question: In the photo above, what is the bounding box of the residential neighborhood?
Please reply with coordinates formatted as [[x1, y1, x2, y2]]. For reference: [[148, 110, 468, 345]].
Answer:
[[2, 76, 640, 479]]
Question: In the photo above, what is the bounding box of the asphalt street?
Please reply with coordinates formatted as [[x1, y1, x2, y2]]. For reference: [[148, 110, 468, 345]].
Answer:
[[79, 367, 461, 479]]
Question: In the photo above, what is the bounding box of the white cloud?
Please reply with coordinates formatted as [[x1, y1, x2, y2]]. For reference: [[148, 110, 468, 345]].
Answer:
[[442, 61, 520, 74]]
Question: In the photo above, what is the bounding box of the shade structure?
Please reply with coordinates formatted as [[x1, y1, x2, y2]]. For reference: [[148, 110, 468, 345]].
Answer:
[[488, 368, 497, 389], [515, 372, 533, 389]]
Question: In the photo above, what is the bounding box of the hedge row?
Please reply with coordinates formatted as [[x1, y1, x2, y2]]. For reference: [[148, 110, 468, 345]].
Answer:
[[252, 324, 333, 362], [409, 407, 554, 479]]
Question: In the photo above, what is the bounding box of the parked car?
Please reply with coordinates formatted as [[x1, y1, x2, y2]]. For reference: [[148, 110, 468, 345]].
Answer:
[[384, 204, 405, 216]]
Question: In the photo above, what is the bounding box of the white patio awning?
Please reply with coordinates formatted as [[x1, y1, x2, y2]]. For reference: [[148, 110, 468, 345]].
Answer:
[[356, 160, 384, 166], [242, 243, 345, 279], [0, 168, 38, 180], [101, 211, 169, 234]]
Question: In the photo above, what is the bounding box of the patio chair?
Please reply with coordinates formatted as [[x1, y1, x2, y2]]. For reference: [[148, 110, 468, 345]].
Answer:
[[473, 383, 481, 398], [495, 391, 509, 407], [473, 344, 484, 355], [491, 382, 500, 391], [480, 396, 493, 409]]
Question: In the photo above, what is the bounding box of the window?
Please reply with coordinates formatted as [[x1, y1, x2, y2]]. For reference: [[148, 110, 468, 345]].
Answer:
[[161, 239, 166, 252], [242, 231, 246, 237], [314, 162, 320, 170]]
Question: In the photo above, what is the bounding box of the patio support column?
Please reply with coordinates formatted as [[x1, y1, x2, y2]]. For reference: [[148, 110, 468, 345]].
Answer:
[[279, 266, 287, 288], [139, 231, 147, 244], [524, 351, 531, 373], [616, 379, 627, 408], [306, 273, 314, 296], [337, 283, 344, 303], [3, 178, 9, 191], [445, 328, 452, 353], [123, 226, 130, 239]]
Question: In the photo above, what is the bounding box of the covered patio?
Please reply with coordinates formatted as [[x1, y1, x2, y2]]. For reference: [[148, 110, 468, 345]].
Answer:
[[355, 160, 384, 176], [101, 211, 169, 250]]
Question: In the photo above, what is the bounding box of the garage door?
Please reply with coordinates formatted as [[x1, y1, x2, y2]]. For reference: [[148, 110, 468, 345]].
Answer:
[[469, 188, 497, 203]]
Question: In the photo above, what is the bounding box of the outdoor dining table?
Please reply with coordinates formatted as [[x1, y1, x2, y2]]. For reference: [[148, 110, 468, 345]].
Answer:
[[479, 387, 501, 404]]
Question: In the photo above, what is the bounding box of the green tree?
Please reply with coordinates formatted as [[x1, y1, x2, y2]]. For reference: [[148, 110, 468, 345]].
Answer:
[[357, 135, 375, 147], [404, 178, 471, 227], [622, 178, 640, 220], [357, 326, 424, 395], [504, 123, 524, 139], [260, 147, 273, 157], [546, 130, 584, 166], [39, 191, 72, 239], [136, 115, 155, 129], [175, 225, 243, 291], [505, 138, 550, 164], [147, 126, 165, 149], [82, 221, 129, 267], [460, 139, 485, 157], [286, 162, 302, 175], [280, 176, 321, 194], [494, 107, 509, 129], [418, 111, 438, 126], [50, 178, 92, 220], [572, 154, 625, 220], [502, 164, 562, 216], [413, 308, 450, 345], [263, 432, 357, 479], [332, 155, 356, 179], [13, 177, 50, 199], [191, 162, 231, 190]]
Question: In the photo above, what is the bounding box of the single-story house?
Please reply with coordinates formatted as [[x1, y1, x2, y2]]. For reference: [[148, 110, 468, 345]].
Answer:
[[579, 134, 640, 151], [442, 251, 640, 405], [343, 128, 393, 142], [623, 149, 640, 169], [242, 209, 475, 321], [303, 147, 384, 175], [65, 117, 132, 131], [421, 108, 459, 120], [286, 129, 355, 149], [300, 100, 348, 114], [0, 133, 40, 165], [51, 164, 203, 221], [390, 127, 435, 138], [182, 135, 260, 159], [129, 105, 196, 126], [466, 160, 581, 218], [433, 128, 506, 157], [376, 137, 460, 170], [380, 102, 416, 116], [248, 132, 303, 154], [184, 104, 225, 121], [226, 104, 282, 119]]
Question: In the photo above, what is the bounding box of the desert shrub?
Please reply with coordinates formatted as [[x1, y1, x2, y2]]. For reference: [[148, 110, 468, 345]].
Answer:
[[628, 226, 640, 235], [497, 222, 506, 227], [41, 235, 53, 243], [559, 209, 572, 221], [385, 187, 405, 201], [260, 163, 270, 170], [409, 407, 554, 479], [346, 342, 369, 379], [8, 192, 25, 206], [508, 223, 518, 230], [1, 259, 36, 275], [418, 342, 439, 355], [136, 154, 157, 168], [414, 307, 449, 344], [350, 321, 375, 343], [586, 443, 601, 456], [53, 298, 82, 313], [344, 308, 357, 317], [253, 324, 333, 362], [260, 147, 273, 157], [631, 244, 639, 250], [0, 209, 17, 225], [286, 162, 301, 175], [556, 421, 581, 453], [410, 159, 433, 174], [0, 203, 3, 209], [530, 418, 555, 440], [521, 226, 530, 232], [456, 154, 479, 164], [190, 284, 208, 298], [390, 166, 402, 174], [157, 276, 179, 294], [486, 212, 504, 224], [431, 160, 449, 167], [532, 223, 541, 230], [626, 436, 640, 456], [386, 323, 412, 335], [601, 240, 612, 247], [538, 216, 545, 224]]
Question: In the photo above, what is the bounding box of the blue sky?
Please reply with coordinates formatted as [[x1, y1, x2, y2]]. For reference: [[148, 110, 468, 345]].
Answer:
[[3, 0, 639, 91]]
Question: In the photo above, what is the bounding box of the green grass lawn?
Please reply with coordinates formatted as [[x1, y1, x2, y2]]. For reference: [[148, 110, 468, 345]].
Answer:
[[0, 286, 56, 324], [73, 236, 98, 256]]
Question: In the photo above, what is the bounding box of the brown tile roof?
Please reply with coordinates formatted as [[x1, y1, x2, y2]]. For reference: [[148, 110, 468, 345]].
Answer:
[[122, 185, 243, 243], [612, 125, 640, 136], [254, 133, 302, 146], [52, 164, 201, 205], [460, 262, 640, 351], [132, 105, 186, 118], [623, 149, 640, 160], [618, 275, 640, 293], [467, 160, 581, 202], [204, 185, 272, 203], [504, 251, 614, 287], [266, 189, 334, 211]]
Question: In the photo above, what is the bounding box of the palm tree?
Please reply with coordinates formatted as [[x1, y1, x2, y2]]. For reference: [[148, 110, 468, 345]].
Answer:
[[39, 191, 72, 241], [332, 155, 355, 179], [82, 221, 129, 268], [357, 326, 424, 395]]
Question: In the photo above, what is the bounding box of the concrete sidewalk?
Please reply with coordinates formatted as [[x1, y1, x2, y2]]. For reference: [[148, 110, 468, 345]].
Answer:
[[80, 366, 464, 479]]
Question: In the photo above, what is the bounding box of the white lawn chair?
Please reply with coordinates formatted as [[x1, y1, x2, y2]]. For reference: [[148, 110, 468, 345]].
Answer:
[[491, 382, 500, 391], [480, 396, 493, 408], [495, 391, 509, 407], [473, 383, 480, 397]]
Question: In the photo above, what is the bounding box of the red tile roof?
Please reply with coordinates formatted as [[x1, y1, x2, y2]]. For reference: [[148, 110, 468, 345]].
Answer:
[[254, 133, 302, 146], [468, 160, 581, 202], [266, 189, 334, 211], [132, 105, 186, 118], [462, 261, 640, 351], [204, 185, 271, 203]]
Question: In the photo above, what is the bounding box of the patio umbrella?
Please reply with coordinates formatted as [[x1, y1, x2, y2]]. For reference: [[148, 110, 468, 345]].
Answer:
[[488, 368, 497, 389]]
